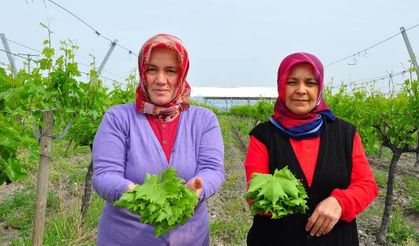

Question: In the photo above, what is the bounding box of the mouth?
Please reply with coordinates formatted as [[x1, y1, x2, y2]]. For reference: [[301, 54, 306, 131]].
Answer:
[[291, 99, 311, 106], [153, 89, 169, 93]]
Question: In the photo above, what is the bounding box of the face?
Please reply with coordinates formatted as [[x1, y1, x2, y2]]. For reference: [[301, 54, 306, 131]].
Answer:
[[284, 63, 319, 115], [145, 48, 179, 106]]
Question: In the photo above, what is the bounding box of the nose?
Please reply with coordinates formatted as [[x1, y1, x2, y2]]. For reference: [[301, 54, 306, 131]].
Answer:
[[295, 83, 307, 94], [155, 71, 167, 84]]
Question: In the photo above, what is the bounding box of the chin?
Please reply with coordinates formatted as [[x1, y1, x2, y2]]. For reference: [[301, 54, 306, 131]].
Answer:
[[292, 109, 310, 115], [152, 98, 171, 106]]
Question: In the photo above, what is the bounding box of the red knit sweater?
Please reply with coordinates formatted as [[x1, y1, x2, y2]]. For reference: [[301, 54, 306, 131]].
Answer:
[[244, 132, 379, 222]]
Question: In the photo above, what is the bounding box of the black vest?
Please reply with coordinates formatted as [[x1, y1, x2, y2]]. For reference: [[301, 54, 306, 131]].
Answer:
[[247, 118, 359, 246]]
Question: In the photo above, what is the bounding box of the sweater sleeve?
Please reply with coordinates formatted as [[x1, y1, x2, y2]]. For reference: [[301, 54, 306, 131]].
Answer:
[[92, 110, 133, 202], [194, 111, 225, 200], [244, 135, 270, 185], [330, 132, 379, 222]]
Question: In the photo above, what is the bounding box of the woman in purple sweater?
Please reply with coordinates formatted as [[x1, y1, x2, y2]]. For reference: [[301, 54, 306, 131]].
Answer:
[[92, 34, 225, 246]]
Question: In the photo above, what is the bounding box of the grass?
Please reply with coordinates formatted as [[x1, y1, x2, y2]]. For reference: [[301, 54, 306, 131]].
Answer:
[[0, 189, 59, 233], [42, 194, 104, 246], [7, 194, 104, 246], [387, 207, 417, 244], [402, 175, 419, 213], [373, 169, 387, 189], [222, 171, 244, 190], [231, 116, 254, 137], [373, 169, 403, 193], [358, 196, 384, 223], [1, 139, 100, 245], [217, 115, 232, 143], [209, 185, 251, 246], [210, 216, 250, 245]]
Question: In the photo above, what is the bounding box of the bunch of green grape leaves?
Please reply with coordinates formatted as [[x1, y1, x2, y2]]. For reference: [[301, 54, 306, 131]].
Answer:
[[245, 166, 308, 219], [114, 167, 198, 237]]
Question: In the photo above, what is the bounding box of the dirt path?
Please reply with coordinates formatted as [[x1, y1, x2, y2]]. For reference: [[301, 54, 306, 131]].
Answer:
[[207, 121, 252, 245]]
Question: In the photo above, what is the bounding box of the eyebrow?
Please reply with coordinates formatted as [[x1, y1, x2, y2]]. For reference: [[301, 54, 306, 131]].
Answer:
[[287, 76, 317, 80], [146, 64, 178, 69]]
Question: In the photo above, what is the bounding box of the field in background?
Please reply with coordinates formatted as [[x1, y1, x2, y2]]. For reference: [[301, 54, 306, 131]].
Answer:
[[1, 114, 418, 246]]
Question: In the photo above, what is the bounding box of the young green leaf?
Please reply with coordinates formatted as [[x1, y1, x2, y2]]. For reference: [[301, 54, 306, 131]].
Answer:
[[245, 166, 308, 219], [114, 167, 198, 237]]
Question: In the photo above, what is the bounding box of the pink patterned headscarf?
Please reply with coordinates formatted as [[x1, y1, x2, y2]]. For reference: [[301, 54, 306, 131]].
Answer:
[[136, 34, 191, 122]]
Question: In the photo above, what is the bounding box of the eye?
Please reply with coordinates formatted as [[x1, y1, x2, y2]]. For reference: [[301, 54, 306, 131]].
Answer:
[[287, 79, 297, 85], [307, 80, 318, 86], [146, 67, 157, 74], [166, 68, 178, 76]]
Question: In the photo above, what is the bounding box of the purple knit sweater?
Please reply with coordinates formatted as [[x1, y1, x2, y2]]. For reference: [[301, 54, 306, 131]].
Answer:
[[92, 104, 225, 246]]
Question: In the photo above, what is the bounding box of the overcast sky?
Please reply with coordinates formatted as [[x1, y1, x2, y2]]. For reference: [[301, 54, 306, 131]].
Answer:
[[1, 0, 418, 91]]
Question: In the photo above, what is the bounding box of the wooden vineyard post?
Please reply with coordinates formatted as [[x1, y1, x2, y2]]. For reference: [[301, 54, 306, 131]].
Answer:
[[400, 26, 419, 168], [32, 111, 54, 246]]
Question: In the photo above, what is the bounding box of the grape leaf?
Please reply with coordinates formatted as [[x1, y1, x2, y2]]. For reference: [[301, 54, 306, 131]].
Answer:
[[114, 167, 198, 237], [245, 166, 308, 219]]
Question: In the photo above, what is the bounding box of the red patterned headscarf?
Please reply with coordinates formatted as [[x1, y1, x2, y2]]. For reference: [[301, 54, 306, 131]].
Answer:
[[136, 34, 191, 121], [271, 52, 335, 138]]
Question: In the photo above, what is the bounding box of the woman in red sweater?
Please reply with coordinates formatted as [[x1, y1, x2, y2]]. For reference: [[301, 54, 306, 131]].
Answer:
[[244, 52, 378, 246]]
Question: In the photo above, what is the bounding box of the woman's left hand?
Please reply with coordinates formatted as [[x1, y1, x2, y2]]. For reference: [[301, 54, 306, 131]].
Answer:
[[186, 177, 203, 198], [305, 196, 342, 237]]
